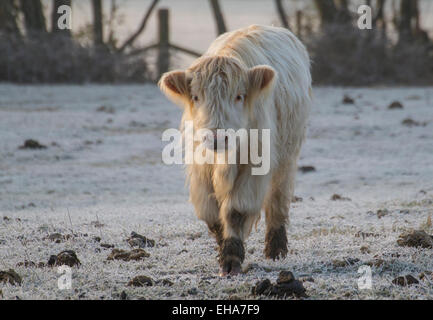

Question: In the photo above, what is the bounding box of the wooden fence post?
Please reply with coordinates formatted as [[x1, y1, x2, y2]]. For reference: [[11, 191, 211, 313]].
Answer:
[[157, 8, 169, 80]]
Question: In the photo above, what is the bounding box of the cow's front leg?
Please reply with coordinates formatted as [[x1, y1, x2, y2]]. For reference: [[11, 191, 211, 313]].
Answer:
[[218, 207, 258, 276], [219, 209, 246, 276]]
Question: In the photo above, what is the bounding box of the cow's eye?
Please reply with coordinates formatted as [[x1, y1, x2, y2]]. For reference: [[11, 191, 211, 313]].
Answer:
[[192, 95, 199, 103], [235, 95, 244, 102]]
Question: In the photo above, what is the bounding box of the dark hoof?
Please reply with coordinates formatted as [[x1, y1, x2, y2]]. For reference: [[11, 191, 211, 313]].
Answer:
[[219, 259, 242, 277], [218, 237, 245, 277], [264, 226, 288, 260]]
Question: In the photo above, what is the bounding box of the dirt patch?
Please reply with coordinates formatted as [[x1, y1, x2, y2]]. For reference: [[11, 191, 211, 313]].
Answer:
[[377, 209, 389, 219], [392, 275, 419, 286], [331, 194, 351, 201], [251, 271, 308, 298], [402, 118, 427, 127], [332, 258, 360, 268], [48, 250, 81, 267], [43, 233, 73, 243], [96, 105, 115, 113], [0, 269, 22, 285], [107, 248, 150, 261], [126, 232, 155, 248], [355, 231, 380, 239], [298, 166, 316, 173], [342, 95, 355, 104], [388, 101, 404, 110], [127, 275, 153, 287], [397, 230, 433, 249], [18, 139, 47, 149], [16, 260, 45, 268], [100, 243, 114, 249]]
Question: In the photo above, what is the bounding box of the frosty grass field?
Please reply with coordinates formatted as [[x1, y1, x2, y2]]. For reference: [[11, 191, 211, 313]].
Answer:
[[0, 84, 432, 299]]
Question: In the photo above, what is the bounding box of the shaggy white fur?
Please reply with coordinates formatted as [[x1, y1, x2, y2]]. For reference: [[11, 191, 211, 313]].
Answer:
[[159, 25, 312, 273]]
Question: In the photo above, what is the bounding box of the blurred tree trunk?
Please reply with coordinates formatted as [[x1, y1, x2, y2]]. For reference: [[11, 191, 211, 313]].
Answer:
[[275, 0, 289, 29], [209, 0, 227, 35], [51, 0, 71, 37], [20, 0, 47, 34], [0, 0, 20, 35], [398, 0, 412, 43], [314, 0, 352, 27], [313, 0, 337, 25], [334, 0, 351, 23], [92, 0, 104, 45]]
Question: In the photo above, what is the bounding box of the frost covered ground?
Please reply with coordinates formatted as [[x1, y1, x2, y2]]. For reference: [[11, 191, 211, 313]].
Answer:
[[0, 84, 432, 300]]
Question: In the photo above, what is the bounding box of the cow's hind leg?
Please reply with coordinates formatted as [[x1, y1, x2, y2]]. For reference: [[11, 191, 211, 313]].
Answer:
[[263, 161, 295, 260]]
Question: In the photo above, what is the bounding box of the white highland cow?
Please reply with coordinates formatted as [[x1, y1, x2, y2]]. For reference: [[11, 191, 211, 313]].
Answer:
[[159, 25, 312, 276]]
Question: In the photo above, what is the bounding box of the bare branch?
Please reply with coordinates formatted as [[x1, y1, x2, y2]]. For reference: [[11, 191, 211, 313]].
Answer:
[[117, 0, 159, 53]]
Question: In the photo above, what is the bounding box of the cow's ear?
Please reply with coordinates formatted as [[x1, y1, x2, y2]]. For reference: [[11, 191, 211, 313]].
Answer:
[[158, 70, 190, 106], [247, 65, 276, 97]]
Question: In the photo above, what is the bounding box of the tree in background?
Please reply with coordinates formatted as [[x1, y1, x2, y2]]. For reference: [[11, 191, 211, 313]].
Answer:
[[20, 0, 47, 35], [0, 0, 20, 35], [92, 0, 104, 46]]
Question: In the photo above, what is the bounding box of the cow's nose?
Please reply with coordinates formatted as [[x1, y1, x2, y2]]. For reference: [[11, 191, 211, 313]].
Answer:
[[202, 130, 226, 150]]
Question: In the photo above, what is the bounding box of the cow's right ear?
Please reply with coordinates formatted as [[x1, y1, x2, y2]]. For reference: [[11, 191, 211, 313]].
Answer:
[[158, 70, 190, 106]]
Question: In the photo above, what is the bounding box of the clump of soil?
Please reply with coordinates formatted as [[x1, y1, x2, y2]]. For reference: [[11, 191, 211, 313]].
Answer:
[[187, 232, 202, 241], [100, 243, 114, 249], [16, 260, 45, 268], [298, 166, 316, 173], [388, 101, 404, 110], [127, 275, 153, 287], [107, 248, 150, 261], [43, 233, 73, 243], [377, 209, 389, 219], [251, 271, 308, 298], [96, 105, 115, 113], [366, 258, 385, 268], [126, 232, 155, 248], [355, 231, 380, 239], [331, 194, 351, 201], [48, 250, 81, 267], [292, 196, 303, 203], [18, 139, 47, 149], [342, 95, 355, 104], [156, 278, 174, 287], [0, 269, 22, 285], [332, 258, 360, 268], [392, 275, 419, 286], [360, 246, 370, 254], [397, 230, 433, 249], [402, 118, 427, 127]]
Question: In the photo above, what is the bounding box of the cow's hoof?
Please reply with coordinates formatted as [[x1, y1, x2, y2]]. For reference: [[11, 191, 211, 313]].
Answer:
[[218, 237, 245, 277], [219, 259, 242, 277], [264, 226, 288, 261]]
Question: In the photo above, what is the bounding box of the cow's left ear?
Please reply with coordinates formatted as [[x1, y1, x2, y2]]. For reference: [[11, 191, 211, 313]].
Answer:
[[247, 65, 276, 96], [158, 70, 190, 107]]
